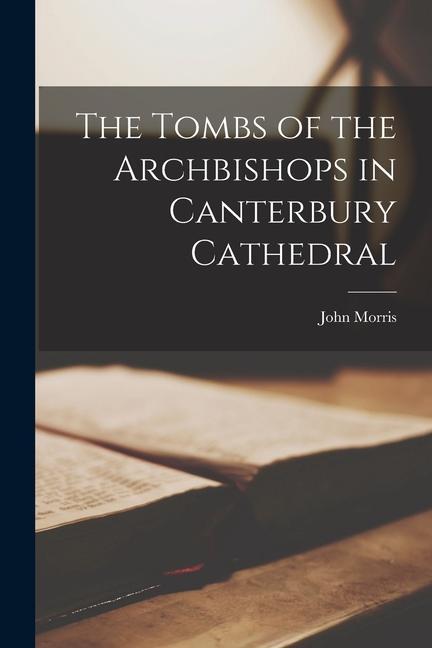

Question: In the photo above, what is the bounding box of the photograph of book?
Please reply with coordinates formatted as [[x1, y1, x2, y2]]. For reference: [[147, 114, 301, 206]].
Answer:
[[36, 366, 432, 628], [35, 0, 432, 644], [36, 428, 234, 626]]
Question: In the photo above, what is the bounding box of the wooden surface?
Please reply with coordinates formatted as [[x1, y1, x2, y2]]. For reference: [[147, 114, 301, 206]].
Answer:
[[37, 369, 432, 647], [226, 368, 432, 418]]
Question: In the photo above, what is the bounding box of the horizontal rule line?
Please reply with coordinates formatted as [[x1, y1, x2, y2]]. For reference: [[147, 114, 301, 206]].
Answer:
[[347, 290, 398, 294]]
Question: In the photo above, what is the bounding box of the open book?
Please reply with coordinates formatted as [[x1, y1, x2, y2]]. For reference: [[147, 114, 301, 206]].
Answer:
[[36, 429, 235, 627], [36, 366, 432, 625]]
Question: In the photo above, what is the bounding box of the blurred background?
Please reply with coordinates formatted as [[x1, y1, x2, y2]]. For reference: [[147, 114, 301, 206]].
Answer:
[[37, 0, 431, 87], [37, 0, 432, 375]]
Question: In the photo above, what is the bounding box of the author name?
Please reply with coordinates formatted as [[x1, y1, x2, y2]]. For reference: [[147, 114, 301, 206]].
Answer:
[[317, 310, 397, 327]]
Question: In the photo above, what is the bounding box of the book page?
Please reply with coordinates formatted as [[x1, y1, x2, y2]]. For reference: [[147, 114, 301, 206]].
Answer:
[[36, 429, 217, 531], [36, 367, 432, 469]]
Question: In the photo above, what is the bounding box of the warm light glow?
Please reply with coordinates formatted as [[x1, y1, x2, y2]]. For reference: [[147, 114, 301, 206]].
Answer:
[[36, 0, 348, 87]]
